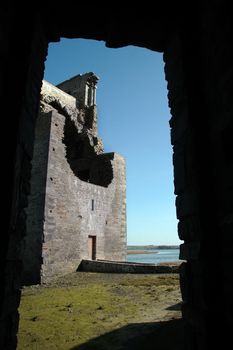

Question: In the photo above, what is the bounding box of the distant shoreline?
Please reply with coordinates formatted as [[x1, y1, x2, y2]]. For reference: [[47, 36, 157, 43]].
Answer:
[[127, 251, 159, 255], [127, 245, 179, 250]]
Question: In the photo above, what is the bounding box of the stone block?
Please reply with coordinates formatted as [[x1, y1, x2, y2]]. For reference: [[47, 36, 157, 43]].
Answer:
[[176, 189, 199, 219], [178, 216, 202, 241], [179, 242, 200, 261], [173, 148, 186, 194]]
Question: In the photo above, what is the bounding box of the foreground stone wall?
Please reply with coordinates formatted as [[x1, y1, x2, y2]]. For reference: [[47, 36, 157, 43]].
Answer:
[[164, 8, 233, 348], [0, 8, 49, 348]]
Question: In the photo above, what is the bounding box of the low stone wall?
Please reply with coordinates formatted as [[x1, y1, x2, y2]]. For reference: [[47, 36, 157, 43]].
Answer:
[[77, 259, 181, 274]]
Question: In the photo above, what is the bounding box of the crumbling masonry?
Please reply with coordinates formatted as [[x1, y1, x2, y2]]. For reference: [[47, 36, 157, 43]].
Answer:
[[1, 3, 233, 349], [22, 73, 127, 284]]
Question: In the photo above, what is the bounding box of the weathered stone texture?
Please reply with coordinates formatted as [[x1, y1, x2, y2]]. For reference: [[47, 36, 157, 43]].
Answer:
[[57, 72, 98, 109], [23, 111, 52, 284], [23, 78, 127, 283], [1, 3, 233, 349], [0, 11, 48, 349], [164, 8, 233, 349]]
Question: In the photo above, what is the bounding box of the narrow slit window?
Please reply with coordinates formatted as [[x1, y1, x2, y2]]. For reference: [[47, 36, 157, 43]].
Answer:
[[91, 199, 94, 211]]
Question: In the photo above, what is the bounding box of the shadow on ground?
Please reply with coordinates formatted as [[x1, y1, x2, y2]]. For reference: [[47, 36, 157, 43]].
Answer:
[[70, 318, 184, 350], [165, 302, 182, 311]]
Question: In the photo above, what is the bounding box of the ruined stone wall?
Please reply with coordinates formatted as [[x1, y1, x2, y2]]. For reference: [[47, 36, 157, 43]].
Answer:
[[1, 3, 233, 349], [0, 9, 49, 349], [196, 10, 233, 347], [164, 35, 203, 348], [42, 109, 127, 281], [42, 80, 77, 109], [104, 153, 127, 261], [22, 112, 52, 285], [23, 81, 127, 283], [57, 73, 98, 108], [164, 7, 233, 348]]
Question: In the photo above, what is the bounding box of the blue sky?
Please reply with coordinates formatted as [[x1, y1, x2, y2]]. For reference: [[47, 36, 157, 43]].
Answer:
[[44, 38, 181, 245]]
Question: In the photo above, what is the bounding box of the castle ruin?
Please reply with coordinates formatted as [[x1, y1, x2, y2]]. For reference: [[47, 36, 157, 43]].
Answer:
[[2, 4, 233, 348], [22, 73, 127, 284]]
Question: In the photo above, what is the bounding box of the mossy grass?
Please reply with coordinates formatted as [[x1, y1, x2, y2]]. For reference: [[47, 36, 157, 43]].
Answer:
[[18, 273, 181, 350]]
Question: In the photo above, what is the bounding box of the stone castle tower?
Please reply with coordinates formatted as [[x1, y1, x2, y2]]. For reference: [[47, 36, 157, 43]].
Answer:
[[23, 73, 127, 284]]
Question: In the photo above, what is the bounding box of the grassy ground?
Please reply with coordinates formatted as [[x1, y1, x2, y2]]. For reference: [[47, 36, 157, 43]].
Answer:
[[18, 272, 183, 350]]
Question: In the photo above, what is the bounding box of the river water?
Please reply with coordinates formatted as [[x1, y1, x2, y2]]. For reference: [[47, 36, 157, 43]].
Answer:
[[127, 248, 180, 264]]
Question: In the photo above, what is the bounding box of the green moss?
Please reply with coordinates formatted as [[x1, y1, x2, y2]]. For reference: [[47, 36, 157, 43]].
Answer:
[[19, 285, 136, 349], [18, 273, 181, 350], [118, 275, 179, 287]]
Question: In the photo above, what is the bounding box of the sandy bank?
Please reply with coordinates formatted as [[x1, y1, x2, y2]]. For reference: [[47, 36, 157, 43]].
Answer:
[[127, 251, 158, 255]]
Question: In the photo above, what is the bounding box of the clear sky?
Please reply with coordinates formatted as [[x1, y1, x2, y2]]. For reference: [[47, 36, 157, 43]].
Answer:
[[44, 38, 181, 245]]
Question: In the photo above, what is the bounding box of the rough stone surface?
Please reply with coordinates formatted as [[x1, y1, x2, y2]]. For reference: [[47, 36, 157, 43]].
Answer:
[[23, 77, 127, 284], [78, 259, 181, 273], [1, 3, 233, 349]]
